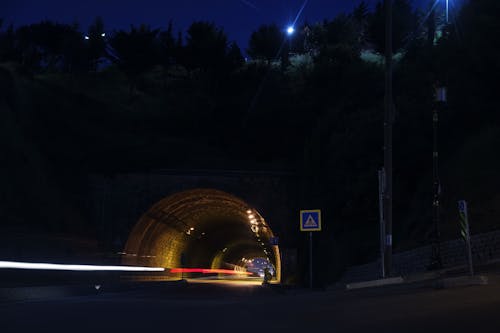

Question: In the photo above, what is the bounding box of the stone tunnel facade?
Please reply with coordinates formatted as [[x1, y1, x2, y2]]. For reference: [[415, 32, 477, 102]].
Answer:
[[88, 169, 300, 278]]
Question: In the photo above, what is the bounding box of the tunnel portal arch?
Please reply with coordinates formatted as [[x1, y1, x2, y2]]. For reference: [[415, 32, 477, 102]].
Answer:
[[123, 189, 281, 281]]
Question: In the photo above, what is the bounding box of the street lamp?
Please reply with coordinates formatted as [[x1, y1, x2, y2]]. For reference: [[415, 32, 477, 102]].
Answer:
[[286, 25, 295, 57]]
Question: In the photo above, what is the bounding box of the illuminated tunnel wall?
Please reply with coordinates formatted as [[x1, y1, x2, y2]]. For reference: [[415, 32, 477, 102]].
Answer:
[[123, 189, 281, 281]]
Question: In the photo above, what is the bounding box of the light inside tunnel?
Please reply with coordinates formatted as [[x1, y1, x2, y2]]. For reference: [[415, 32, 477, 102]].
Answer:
[[123, 189, 281, 282]]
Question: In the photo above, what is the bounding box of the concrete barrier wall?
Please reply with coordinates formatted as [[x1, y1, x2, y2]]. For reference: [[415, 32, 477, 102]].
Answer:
[[340, 229, 500, 283]]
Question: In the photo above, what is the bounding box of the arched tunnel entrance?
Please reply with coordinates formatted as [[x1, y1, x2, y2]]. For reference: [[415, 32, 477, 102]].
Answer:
[[123, 189, 281, 282]]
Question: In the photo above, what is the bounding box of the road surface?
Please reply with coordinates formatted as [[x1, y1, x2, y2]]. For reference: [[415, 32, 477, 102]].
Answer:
[[2, 277, 500, 333]]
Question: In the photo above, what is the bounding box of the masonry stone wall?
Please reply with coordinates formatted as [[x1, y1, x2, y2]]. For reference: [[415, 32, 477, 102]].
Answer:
[[340, 229, 500, 283], [88, 170, 299, 251]]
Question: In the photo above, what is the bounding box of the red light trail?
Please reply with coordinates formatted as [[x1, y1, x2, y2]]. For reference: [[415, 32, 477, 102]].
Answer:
[[170, 268, 251, 275]]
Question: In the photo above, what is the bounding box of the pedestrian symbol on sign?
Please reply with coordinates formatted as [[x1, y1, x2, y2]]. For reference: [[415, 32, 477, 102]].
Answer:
[[304, 214, 318, 228]]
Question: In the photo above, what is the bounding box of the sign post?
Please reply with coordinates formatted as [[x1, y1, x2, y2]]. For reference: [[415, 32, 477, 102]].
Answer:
[[300, 209, 322, 288], [458, 200, 474, 276], [378, 169, 386, 278]]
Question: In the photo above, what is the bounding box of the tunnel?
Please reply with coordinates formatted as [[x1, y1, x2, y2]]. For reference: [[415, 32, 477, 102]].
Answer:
[[122, 189, 281, 282]]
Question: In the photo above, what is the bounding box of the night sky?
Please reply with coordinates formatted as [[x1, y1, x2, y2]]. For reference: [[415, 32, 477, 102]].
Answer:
[[3, 0, 439, 49]]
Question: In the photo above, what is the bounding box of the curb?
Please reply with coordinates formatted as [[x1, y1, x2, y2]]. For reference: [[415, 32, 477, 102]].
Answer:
[[433, 275, 488, 289], [346, 276, 404, 290]]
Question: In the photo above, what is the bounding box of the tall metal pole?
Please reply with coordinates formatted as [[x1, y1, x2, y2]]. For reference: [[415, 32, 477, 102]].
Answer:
[[378, 169, 386, 278], [383, 0, 394, 277], [431, 87, 447, 269], [430, 105, 442, 269]]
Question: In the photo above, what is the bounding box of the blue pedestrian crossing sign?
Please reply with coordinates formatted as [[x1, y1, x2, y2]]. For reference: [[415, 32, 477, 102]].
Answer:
[[300, 209, 322, 231]]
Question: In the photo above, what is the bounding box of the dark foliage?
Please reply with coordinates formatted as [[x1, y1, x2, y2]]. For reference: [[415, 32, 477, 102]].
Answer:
[[1, 0, 500, 282], [247, 24, 284, 62]]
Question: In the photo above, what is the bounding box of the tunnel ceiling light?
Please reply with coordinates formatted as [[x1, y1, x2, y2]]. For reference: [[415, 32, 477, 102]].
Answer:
[[246, 209, 252, 214], [248, 214, 255, 219], [190, 227, 195, 231]]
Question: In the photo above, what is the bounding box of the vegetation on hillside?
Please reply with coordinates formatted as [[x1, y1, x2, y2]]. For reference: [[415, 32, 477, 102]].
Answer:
[[1, 0, 499, 282]]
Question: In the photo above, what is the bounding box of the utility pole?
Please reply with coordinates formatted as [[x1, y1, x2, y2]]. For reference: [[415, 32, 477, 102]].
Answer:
[[383, 0, 394, 277], [430, 86, 447, 269]]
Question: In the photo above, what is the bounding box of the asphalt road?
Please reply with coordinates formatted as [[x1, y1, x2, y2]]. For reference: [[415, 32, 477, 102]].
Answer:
[[2, 278, 500, 333]]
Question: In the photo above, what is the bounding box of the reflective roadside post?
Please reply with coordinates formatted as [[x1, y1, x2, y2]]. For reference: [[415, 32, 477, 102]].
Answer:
[[458, 200, 474, 276]]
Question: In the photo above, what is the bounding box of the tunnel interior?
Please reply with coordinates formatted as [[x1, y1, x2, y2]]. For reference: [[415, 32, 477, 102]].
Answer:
[[123, 189, 280, 281]]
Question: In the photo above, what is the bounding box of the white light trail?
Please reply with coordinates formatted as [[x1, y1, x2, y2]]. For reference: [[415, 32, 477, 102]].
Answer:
[[446, 0, 449, 23], [0, 261, 165, 272]]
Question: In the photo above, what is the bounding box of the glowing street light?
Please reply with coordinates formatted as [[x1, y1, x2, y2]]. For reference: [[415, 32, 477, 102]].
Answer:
[[286, 26, 295, 36]]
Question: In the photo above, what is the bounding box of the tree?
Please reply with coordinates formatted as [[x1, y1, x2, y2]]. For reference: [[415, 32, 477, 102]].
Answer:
[[0, 23, 18, 63], [352, 1, 369, 22], [159, 20, 176, 67], [226, 41, 244, 71], [352, 1, 370, 46], [247, 24, 283, 63], [85, 17, 106, 71], [307, 15, 362, 64], [183, 21, 228, 71], [15, 21, 83, 72], [368, 0, 418, 54], [108, 24, 160, 96]]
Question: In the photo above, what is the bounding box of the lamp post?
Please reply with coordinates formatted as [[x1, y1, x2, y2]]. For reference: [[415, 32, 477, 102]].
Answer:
[[383, 0, 394, 278], [430, 85, 447, 270], [286, 25, 295, 56]]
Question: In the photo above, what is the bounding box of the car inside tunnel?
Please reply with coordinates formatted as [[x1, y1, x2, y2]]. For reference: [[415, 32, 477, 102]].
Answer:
[[122, 189, 281, 282]]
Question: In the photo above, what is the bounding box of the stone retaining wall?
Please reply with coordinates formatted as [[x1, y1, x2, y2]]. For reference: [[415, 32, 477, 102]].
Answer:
[[340, 229, 500, 283]]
